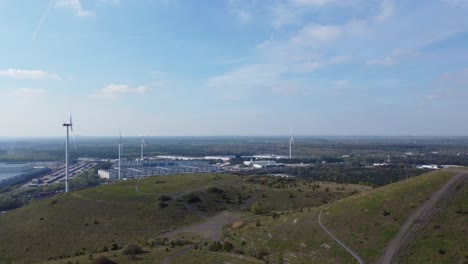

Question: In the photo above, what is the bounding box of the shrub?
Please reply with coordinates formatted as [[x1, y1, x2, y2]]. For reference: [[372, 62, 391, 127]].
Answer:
[[209, 241, 222, 252], [184, 193, 202, 204], [157, 201, 168, 209], [207, 187, 224, 194], [110, 243, 119, 251], [93, 256, 117, 264], [147, 238, 156, 248], [254, 249, 269, 260], [255, 219, 261, 227], [157, 195, 172, 202], [122, 244, 143, 255], [223, 241, 234, 252]]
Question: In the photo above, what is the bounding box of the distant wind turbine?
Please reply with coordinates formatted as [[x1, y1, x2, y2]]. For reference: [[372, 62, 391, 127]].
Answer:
[[62, 115, 77, 193], [139, 134, 146, 161], [289, 130, 295, 159], [118, 130, 123, 180]]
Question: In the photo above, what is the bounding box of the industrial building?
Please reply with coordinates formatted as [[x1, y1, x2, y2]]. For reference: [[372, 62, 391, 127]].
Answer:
[[243, 160, 284, 169], [98, 164, 222, 180], [0, 163, 50, 188]]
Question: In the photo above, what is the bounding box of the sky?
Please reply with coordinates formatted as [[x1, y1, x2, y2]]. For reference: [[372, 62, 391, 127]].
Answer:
[[0, 0, 468, 137]]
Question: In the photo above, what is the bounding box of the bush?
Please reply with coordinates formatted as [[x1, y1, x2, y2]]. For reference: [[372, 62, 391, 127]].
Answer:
[[122, 244, 143, 255], [147, 238, 156, 248], [254, 249, 269, 260], [223, 241, 234, 252], [209, 241, 222, 252], [207, 187, 224, 194], [184, 193, 202, 204], [93, 256, 116, 264], [157, 201, 168, 209], [157, 195, 172, 202]]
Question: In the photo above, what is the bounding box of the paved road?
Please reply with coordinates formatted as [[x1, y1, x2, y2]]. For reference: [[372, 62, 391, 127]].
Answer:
[[318, 210, 365, 264], [378, 172, 468, 264]]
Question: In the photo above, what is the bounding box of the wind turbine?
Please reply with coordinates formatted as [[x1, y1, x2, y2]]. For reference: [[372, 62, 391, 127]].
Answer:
[[62, 115, 76, 193], [289, 130, 295, 159], [118, 131, 123, 180], [139, 134, 146, 161]]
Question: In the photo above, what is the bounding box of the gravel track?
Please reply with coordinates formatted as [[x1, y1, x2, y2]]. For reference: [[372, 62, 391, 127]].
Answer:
[[378, 172, 468, 264]]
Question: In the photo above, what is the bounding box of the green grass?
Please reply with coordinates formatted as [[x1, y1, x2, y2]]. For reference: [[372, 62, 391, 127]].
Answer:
[[0, 173, 364, 263], [397, 181, 468, 264], [221, 209, 359, 263], [321, 170, 457, 263]]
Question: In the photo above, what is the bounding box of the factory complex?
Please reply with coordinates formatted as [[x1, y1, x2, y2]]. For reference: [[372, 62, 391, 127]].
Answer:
[[98, 159, 222, 180], [0, 163, 50, 188]]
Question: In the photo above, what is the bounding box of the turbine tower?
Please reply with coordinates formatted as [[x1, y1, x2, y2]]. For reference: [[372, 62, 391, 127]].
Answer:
[[289, 135, 294, 159], [118, 131, 123, 180], [140, 135, 146, 161], [62, 115, 76, 193]]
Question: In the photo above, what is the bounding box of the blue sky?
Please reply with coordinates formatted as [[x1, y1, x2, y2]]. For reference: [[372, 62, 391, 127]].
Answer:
[[0, 0, 467, 137]]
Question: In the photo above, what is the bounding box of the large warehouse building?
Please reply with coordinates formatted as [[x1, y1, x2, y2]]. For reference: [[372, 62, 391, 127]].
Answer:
[[0, 163, 49, 188], [98, 164, 221, 180]]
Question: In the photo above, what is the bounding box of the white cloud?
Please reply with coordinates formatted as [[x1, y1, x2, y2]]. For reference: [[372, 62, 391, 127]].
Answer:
[[293, 61, 321, 72], [291, 24, 342, 46], [150, 70, 162, 75], [441, 0, 468, 6], [91, 84, 150, 99], [366, 56, 395, 66], [376, 0, 395, 22], [228, 0, 254, 24], [13, 88, 46, 97], [329, 55, 352, 64], [98, 0, 120, 4], [0, 69, 61, 80], [292, 0, 335, 6], [56, 0, 94, 17]]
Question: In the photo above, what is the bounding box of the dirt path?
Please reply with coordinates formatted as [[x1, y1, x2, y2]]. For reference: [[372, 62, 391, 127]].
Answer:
[[160, 210, 242, 241], [378, 172, 468, 264], [162, 245, 197, 264], [160, 210, 242, 264], [318, 210, 365, 264]]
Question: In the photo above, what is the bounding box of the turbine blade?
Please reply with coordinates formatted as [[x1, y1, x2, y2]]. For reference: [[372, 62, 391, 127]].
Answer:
[[71, 129, 77, 151]]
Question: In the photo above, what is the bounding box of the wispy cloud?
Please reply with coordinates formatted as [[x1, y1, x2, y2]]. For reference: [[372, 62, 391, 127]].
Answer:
[[56, 0, 94, 17], [291, 24, 342, 46], [375, 0, 395, 22], [13, 88, 47, 97], [441, 0, 468, 7], [366, 56, 395, 66], [292, 0, 335, 7], [91, 84, 150, 99], [0, 69, 61, 80], [366, 48, 418, 66], [32, 0, 55, 41], [228, 0, 253, 24]]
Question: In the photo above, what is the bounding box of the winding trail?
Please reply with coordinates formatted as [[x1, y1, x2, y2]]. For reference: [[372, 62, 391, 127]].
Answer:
[[378, 172, 468, 264], [318, 210, 365, 264]]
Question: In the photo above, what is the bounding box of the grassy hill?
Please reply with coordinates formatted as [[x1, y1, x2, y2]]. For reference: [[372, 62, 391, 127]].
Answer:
[[321, 170, 459, 263], [1, 170, 463, 264], [397, 177, 468, 264], [0, 173, 366, 263], [217, 170, 463, 264]]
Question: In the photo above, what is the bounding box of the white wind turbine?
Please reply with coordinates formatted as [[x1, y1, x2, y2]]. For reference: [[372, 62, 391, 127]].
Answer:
[[289, 129, 295, 159], [62, 115, 77, 193], [139, 134, 146, 161], [118, 131, 123, 180]]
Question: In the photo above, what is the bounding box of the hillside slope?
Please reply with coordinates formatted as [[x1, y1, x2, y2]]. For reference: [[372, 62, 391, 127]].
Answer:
[[0, 173, 365, 263]]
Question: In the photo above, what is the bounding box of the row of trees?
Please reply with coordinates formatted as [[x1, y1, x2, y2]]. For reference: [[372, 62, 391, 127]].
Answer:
[[286, 165, 428, 187]]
